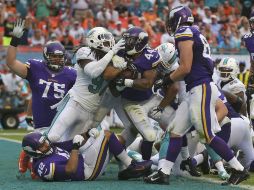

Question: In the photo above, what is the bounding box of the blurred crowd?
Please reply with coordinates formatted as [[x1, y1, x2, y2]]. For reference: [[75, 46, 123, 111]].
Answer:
[[0, 0, 253, 52]]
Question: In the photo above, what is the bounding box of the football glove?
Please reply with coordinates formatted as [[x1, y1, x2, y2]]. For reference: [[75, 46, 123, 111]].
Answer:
[[87, 128, 100, 139], [148, 106, 164, 122], [112, 55, 127, 70], [11, 19, 25, 38], [73, 135, 84, 150], [112, 38, 125, 54]]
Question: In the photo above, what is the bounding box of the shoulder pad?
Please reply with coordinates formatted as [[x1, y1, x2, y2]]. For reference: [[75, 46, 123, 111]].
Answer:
[[76, 47, 95, 61], [175, 27, 193, 39]]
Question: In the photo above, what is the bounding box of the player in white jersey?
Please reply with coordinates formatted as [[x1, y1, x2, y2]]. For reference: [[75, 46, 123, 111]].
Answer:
[[216, 57, 247, 115], [46, 27, 125, 142]]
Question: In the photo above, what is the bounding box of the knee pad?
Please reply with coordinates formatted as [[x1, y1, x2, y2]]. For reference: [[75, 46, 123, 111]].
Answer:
[[141, 128, 156, 142], [47, 134, 61, 142]]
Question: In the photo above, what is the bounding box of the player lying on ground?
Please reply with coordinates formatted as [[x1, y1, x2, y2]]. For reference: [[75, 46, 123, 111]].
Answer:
[[22, 129, 152, 181]]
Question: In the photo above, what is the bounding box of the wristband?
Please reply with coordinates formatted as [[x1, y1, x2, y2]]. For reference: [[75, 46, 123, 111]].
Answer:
[[10, 37, 20, 47], [72, 143, 80, 150], [124, 79, 134, 87]]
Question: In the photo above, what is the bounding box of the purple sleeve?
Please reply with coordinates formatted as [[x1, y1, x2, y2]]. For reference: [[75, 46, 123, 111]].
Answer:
[[175, 27, 194, 43], [53, 140, 73, 152]]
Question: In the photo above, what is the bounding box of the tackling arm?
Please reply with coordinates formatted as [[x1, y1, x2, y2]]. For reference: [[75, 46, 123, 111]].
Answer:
[[132, 69, 157, 90], [158, 82, 179, 109]]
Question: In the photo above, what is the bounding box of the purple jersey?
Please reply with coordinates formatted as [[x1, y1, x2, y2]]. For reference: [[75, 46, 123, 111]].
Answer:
[[242, 33, 254, 61], [120, 47, 160, 101], [32, 142, 84, 181], [175, 26, 214, 91], [26, 59, 76, 129], [217, 88, 240, 118]]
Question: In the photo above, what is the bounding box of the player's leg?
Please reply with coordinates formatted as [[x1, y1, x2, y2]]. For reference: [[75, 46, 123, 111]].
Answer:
[[144, 101, 192, 184], [123, 100, 156, 160], [191, 83, 249, 184], [47, 98, 86, 142], [232, 117, 254, 171]]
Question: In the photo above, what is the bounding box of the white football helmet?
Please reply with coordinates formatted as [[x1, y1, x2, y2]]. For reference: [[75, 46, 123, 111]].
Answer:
[[156, 43, 177, 73], [86, 27, 115, 52], [217, 57, 239, 82]]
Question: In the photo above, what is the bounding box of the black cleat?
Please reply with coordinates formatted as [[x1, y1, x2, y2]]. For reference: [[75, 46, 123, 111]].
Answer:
[[118, 160, 152, 180], [200, 150, 210, 174], [228, 168, 249, 185], [143, 169, 170, 185], [180, 157, 201, 177]]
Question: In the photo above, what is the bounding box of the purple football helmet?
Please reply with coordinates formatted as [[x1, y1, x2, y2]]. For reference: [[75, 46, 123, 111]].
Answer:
[[122, 27, 148, 55], [22, 132, 53, 158], [166, 6, 194, 36], [43, 41, 65, 71], [249, 12, 254, 33]]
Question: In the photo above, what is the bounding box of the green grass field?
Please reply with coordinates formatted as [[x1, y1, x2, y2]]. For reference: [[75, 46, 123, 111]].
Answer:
[[0, 129, 253, 190]]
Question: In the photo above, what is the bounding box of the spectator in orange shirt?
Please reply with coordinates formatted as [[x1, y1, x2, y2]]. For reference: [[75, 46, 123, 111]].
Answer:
[[143, 8, 157, 24], [223, 0, 234, 17], [139, 17, 155, 40]]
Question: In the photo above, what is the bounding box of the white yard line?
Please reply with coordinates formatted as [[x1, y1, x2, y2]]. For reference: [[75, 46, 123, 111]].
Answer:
[[0, 137, 21, 143], [0, 133, 26, 136]]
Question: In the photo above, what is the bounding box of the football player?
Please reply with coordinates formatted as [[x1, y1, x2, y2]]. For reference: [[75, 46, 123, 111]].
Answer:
[[217, 57, 247, 115], [6, 19, 76, 178], [46, 27, 125, 143], [21, 130, 152, 181], [242, 12, 254, 125], [144, 6, 249, 185]]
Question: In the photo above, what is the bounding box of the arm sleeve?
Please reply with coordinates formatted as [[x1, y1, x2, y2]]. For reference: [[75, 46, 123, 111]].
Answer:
[[83, 50, 114, 78]]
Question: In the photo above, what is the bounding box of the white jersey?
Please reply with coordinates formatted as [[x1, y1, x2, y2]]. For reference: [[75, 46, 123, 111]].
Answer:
[[217, 78, 246, 102], [69, 47, 107, 112]]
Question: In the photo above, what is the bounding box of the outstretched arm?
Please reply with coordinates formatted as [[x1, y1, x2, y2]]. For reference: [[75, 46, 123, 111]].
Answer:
[[6, 19, 28, 78]]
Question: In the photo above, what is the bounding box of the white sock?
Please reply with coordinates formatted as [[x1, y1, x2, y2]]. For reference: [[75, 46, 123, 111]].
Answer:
[[151, 153, 159, 165], [181, 146, 190, 160], [193, 154, 204, 166], [215, 161, 226, 172], [117, 150, 132, 167], [158, 159, 174, 175], [228, 157, 244, 171]]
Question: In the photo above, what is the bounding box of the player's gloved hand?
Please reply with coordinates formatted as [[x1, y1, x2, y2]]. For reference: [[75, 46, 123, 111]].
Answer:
[[148, 106, 164, 122], [115, 77, 134, 88], [11, 19, 25, 38], [25, 116, 34, 127], [73, 135, 84, 150], [86, 128, 100, 139], [153, 79, 164, 92], [112, 38, 125, 54], [112, 55, 127, 70]]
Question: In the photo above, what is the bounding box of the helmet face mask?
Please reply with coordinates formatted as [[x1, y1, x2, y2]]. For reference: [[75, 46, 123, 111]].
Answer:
[[86, 27, 115, 53], [122, 27, 148, 55], [22, 132, 53, 158], [217, 57, 239, 82], [43, 41, 66, 72]]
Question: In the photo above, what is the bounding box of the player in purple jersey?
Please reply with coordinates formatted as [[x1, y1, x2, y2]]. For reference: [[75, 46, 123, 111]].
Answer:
[[144, 6, 249, 185], [21, 129, 152, 181], [112, 27, 163, 161], [242, 12, 254, 126], [6, 19, 76, 178]]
